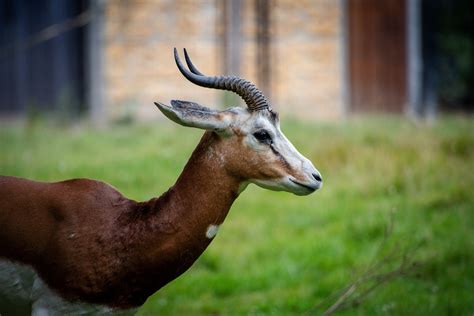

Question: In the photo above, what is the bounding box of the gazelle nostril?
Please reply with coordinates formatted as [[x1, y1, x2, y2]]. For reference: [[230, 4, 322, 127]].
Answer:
[[312, 173, 322, 182]]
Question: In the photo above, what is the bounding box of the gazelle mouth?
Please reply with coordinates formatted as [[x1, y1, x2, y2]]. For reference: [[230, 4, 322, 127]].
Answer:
[[289, 179, 318, 192]]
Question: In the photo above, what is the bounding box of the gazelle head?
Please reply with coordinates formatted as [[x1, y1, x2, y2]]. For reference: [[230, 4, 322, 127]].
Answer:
[[155, 48, 322, 196]]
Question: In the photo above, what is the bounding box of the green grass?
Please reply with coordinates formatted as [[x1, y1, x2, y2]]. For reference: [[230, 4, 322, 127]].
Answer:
[[1, 116, 473, 315]]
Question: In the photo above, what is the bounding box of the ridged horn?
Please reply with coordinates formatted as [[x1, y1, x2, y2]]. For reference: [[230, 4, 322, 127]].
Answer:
[[174, 48, 270, 112]]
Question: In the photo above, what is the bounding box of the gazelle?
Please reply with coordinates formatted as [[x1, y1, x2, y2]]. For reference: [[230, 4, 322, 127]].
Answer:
[[0, 48, 322, 315]]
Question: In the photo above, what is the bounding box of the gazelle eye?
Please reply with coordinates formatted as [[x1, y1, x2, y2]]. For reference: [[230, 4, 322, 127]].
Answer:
[[253, 130, 272, 144]]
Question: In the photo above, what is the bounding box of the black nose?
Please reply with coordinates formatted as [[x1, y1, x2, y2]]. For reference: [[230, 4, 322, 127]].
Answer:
[[312, 173, 322, 182]]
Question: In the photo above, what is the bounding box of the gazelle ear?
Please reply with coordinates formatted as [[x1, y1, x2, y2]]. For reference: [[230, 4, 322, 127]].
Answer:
[[154, 100, 234, 131]]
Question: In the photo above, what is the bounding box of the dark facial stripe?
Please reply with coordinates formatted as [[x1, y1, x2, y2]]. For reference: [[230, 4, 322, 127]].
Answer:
[[270, 144, 292, 173]]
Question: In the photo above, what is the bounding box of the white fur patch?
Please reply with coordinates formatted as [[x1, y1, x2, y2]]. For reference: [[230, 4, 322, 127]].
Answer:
[[205, 224, 220, 239], [206, 147, 225, 165], [0, 260, 137, 316]]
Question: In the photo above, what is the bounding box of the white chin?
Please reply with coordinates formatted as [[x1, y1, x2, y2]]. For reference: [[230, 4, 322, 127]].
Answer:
[[250, 178, 313, 196], [251, 179, 285, 192]]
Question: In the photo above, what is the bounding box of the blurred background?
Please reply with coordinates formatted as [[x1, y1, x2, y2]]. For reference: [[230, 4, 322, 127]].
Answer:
[[1, 0, 473, 315], [1, 0, 473, 122]]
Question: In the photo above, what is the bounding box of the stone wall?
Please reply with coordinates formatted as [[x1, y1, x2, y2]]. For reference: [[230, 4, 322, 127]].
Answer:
[[104, 0, 343, 121]]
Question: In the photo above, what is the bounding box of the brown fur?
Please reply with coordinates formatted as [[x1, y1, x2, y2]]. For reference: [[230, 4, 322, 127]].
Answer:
[[0, 132, 241, 309]]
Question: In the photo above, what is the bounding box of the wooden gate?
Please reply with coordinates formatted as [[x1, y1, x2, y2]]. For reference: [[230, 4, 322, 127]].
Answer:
[[347, 0, 407, 113]]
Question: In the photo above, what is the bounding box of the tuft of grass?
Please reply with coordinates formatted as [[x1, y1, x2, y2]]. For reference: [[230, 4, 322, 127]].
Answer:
[[1, 116, 473, 315]]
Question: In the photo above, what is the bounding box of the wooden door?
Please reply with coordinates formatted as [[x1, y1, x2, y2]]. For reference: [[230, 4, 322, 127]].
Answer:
[[348, 0, 407, 113]]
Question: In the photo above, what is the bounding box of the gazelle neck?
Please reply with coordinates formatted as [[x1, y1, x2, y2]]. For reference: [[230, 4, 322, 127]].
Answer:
[[113, 131, 244, 307], [166, 131, 242, 237], [135, 131, 243, 262]]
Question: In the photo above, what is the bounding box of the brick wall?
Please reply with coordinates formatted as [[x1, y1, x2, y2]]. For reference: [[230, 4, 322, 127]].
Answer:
[[104, 0, 343, 121], [273, 0, 344, 119]]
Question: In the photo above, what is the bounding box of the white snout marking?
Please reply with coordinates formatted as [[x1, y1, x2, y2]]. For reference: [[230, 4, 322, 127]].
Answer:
[[206, 224, 220, 239]]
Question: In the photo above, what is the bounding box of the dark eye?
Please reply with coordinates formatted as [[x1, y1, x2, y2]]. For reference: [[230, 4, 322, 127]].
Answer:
[[253, 130, 272, 144]]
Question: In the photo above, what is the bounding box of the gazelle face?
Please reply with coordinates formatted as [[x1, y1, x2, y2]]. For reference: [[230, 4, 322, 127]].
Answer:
[[232, 108, 322, 195], [156, 100, 322, 196]]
